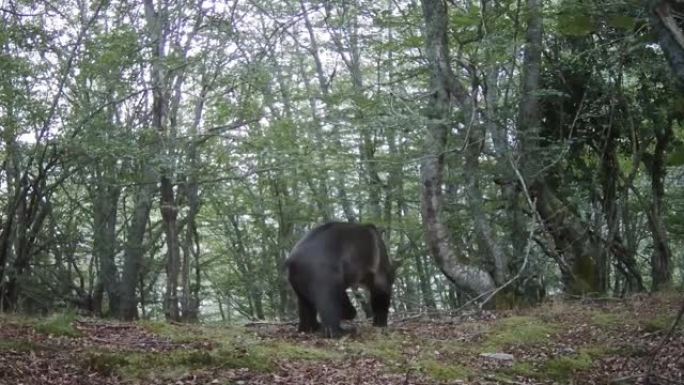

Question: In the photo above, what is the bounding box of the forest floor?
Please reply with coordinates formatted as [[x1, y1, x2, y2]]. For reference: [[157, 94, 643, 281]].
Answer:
[[0, 292, 683, 385]]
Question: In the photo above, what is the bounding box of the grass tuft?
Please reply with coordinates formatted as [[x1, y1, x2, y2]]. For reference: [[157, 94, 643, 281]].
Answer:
[[0, 339, 49, 352], [591, 312, 623, 327], [542, 352, 593, 380], [641, 315, 679, 333], [482, 316, 556, 350], [34, 313, 81, 338], [416, 358, 470, 381]]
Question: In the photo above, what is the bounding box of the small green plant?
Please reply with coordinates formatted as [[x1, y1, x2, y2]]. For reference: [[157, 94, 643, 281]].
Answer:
[[0, 339, 47, 352], [85, 346, 279, 380], [34, 313, 81, 337], [542, 352, 593, 381], [642, 315, 678, 333], [351, 334, 404, 362], [591, 312, 623, 327], [482, 316, 556, 350], [507, 361, 537, 377], [259, 341, 338, 361], [417, 358, 470, 381], [138, 320, 201, 343]]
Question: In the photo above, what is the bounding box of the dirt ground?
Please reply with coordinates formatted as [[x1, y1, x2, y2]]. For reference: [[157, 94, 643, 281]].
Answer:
[[0, 292, 682, 385]]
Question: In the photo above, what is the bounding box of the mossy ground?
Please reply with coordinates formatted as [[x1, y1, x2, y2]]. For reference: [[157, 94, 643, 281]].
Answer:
[[0, 292, 682, 384], [34, 312, 82, 337], [481, 315, 558, 351]]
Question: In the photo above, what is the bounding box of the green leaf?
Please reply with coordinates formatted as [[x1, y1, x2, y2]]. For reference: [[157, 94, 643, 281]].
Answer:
[[607, 15, 636, 30], [451, 14, 480, 28], [451, 6, 480, 28], [558, 14, 595, 36], [667, 144, 684, 167]]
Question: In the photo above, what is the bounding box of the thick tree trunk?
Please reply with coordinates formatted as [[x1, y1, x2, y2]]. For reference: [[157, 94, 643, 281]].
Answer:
[[93, 181, 121, 316], [119, 168, 155, 320], [0, 134, 21, 309], [161, 177, 181, 321], [531, 181, 603, 294], [179, 180, 200, 322], [143, 0, 183, 321], [516, 0, 603, 296], [179, 90, 206, 323], [647, 0, 684, 87], [420, 0, 496, 298]]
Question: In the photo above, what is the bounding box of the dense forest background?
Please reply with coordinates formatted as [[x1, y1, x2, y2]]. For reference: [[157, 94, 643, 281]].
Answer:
[[1, 0, 683, 323]]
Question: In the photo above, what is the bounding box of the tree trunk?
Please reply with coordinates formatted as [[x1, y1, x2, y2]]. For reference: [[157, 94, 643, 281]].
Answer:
[[119, 166, 156, 320], [161, 176, 181, 321], [516, 0, 603, 296], [517, 0, 543, 177], [419, 0, 496, 298], [618, 189, 644, 293], [273, 178, 295, 319], [143, 0, 183, 321], [647, 124, 673, 290], [531, 181, 603, 295], [0, 131, 21, 310], [647, 0, 684, 87], [599, 129, 619, 293], [93, 180, 121, 316]]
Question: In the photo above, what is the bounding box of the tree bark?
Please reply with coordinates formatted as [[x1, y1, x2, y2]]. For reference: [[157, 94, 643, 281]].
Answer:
[[531, 181, 603, 294], [93, 179, 121, 316], [516, 0, 601, 295], [119, 164, 156, 320], [179, 84, 207, 323], [419, 0, 496, 298], [599, 128, 619, 293], [646, 124, 673, 290], [517, 0, 543, 176], [647, 0, 684, 87], [143, 0, 183, 321]]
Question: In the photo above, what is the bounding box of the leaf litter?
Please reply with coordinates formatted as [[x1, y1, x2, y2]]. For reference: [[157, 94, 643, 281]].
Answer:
[[0, 292, 682, 385]]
